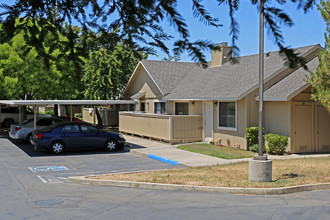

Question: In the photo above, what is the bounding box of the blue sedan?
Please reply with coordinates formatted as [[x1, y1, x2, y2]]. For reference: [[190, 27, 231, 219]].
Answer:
[[32, 122, 126, 154]]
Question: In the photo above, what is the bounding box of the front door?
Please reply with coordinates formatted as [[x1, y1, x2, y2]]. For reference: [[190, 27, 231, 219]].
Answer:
[[203, 101, 213, 142]]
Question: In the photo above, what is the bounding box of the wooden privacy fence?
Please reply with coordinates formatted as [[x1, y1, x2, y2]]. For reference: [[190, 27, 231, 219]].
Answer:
[[119, 112, 203, 144], [82, 108, 119, 127]]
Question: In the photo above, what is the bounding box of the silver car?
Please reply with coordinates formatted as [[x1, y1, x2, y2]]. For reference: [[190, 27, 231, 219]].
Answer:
[[9, 117, 63, 143]]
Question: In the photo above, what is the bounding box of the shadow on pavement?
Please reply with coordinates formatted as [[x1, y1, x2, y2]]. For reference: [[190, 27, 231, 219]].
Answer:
[[125, 141, 147, 150], [7, 138, 128, 157]]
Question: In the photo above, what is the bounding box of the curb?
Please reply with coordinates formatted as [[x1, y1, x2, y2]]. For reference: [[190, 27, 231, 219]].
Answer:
[[67, 176, 330, 195]]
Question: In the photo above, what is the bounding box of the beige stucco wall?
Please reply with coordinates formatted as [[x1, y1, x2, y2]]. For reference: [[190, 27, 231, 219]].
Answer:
[[246, 92, 259, 127], [122, 64, 167, 114], [264, 101, 292, 152], [124, 65, 163, 99], [264, 102, 291, 136], [191, 101, 203, 115]]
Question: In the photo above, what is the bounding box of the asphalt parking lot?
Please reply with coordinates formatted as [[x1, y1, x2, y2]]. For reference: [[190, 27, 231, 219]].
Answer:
[[0, 136, 185, 184], [1, 136, 329, 220]]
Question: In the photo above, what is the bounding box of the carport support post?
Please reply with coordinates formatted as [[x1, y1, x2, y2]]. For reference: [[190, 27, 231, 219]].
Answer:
[[0, 104, 2, 128], [249, 0, 272, 182], [70, 105, 73, 121], [33, 105, 37, 130], [93, 106, 96, 125], [19, 106, 22, 124]]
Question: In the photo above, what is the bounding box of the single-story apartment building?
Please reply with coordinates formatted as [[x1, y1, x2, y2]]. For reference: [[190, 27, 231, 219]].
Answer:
[[120, 43, 330, 153]]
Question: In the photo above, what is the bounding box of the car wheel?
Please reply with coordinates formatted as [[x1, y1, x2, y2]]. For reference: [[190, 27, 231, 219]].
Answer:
[[3, 119, 14, 128], [105, 139, 118, 151], [50, 141, 64, 154], [25, 133, 33, 144]]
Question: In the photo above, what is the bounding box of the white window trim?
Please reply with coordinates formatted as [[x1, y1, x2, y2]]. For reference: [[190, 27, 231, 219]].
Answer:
[[217, 101, 237, 131], [174, 101, 190, 115]]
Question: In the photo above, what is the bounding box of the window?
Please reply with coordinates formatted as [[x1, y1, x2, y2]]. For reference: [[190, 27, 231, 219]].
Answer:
[[37, 119, 61, 126], [175, 103, 189, 115], [140, 102, 145, 112], [218, 102, 236, 129], [1, 107, 19, 113], [36, 119, 53, 126], [61, 125, 80, 133], [130, 104, 136, 111], [81, 124, 99, 132], [154, 102, 166, 114]]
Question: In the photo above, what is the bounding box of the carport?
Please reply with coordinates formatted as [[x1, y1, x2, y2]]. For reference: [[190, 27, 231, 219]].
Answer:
[[0, 100, 135, 129]]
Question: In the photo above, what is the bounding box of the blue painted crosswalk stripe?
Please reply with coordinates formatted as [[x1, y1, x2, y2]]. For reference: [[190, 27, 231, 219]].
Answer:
[[148, 154, 179, 165]]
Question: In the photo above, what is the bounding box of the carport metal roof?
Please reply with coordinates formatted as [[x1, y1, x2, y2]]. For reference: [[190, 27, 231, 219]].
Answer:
[[0, 100, 135, 129], [0, 100, 135, 106]]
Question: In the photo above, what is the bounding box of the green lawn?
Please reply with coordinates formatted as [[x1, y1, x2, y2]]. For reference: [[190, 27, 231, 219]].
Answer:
[[177, 143, 256, 159]]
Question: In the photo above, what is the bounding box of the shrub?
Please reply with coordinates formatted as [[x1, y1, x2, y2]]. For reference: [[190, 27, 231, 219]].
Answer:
[[245, 127, 264, 147], [265, 134, 288, 155], [45, 109, 54, 115], [249, 144, 266, 153]]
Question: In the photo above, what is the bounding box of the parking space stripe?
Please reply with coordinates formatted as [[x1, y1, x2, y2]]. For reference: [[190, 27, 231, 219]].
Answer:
[[36, 175, 48, 183]]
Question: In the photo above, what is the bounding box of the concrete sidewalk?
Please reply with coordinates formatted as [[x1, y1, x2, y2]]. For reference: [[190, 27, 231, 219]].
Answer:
[[124, 135, 330, 167]]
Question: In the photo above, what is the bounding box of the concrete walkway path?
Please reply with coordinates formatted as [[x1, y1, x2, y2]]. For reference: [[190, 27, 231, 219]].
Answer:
[[124, 135, 330, 167]]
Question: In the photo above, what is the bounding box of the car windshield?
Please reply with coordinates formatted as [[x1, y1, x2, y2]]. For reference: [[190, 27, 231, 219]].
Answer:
[[41, 122, 64, 132], [21, 118, 34, 125]]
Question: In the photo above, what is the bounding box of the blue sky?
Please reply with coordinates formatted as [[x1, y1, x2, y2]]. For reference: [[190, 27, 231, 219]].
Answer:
[[1, 0, 326, 62], [149, 1, 326, 61]]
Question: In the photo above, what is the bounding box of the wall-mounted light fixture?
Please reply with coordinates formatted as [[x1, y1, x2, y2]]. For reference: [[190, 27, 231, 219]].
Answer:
[[147, 102, 149, 111], [214, 102, 218, 107], [191, 101, 195, 106]]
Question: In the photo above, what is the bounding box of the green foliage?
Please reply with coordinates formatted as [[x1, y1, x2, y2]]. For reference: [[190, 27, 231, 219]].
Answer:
[[245, 127, 264, 147], [308, 0, 330, 111], [0, 19, 83, 100], [249, 144, 266, 153], [45, 109, 54, 115], [177, 143, 256, 159], [82, 42, 146, 100], [265, 134, 288, 155]]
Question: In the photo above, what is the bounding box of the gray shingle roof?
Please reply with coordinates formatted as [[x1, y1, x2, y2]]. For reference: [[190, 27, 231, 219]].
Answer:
[[163, 44, 319, 100], [141, 60, 197, 95], [262, 56, 319, 101]]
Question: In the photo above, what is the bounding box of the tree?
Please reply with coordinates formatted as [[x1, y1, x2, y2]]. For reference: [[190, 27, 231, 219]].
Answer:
[[82, 41, 146, 100], [0, 0, 318, 68], [308, 0, 330, 111], [0, 19, 83, 100]]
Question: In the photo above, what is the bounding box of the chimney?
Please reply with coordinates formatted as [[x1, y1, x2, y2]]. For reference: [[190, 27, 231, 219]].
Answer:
[[211, 42, 232, 67]]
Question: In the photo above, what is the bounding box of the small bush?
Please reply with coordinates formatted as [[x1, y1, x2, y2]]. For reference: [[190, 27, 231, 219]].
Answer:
[[249, 144, 266, 153], [45, 109, 54, 115], [245, 127, 264, 147], [265, 134, 288, 155]]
